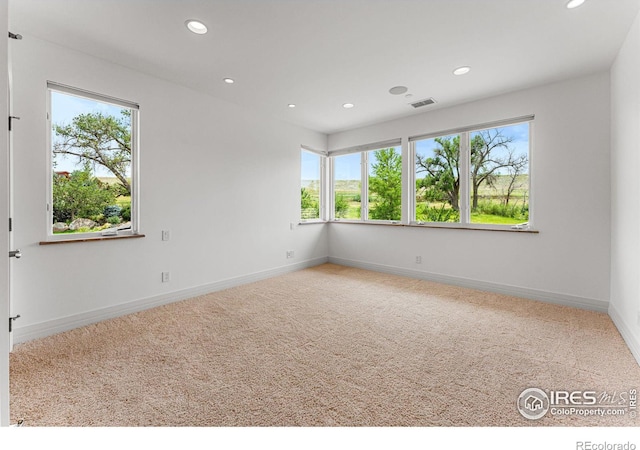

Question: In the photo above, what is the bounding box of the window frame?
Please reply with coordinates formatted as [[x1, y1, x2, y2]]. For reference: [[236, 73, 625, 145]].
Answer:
[[45, 82, 140, 242]]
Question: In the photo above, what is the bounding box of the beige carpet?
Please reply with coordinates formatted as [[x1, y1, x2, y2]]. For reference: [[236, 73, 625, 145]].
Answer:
[[9, 264, 640, 426]]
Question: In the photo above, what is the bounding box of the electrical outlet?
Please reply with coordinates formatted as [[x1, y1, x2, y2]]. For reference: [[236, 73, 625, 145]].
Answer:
[[286, 250, 294, 259], [162, 230, 171, 241], [415, 256, 422, 264], [162, 271, 170, 283]]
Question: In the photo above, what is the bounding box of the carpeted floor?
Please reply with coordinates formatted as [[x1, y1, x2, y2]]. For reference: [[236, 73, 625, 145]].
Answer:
[[9, 264, 640, 426]]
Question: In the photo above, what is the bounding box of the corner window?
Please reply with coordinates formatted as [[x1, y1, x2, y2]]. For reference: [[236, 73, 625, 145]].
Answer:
[[330, 140, 402, 222], [300, 148, 324, 221], [47, 82, 139, 238], [333, 152, 361, 219]]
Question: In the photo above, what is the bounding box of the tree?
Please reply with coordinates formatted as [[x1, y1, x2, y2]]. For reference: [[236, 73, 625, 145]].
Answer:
[[469, 129, 527, 209], [416, 131, 528, 211], [53, 110, 132, 195], [52, 169, 118, 223], [415, 136, 461, 211], [503, 152, 528, 206], [369, 148, 402, 220]]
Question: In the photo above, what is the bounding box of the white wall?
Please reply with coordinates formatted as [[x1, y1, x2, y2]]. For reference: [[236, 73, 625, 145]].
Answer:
[[328, 72, 611, 310], [10, 36, 328, 342], [610, 11, 640, 364]]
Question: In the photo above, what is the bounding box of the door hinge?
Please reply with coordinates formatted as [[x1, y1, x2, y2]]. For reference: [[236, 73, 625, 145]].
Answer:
[[9, 217, 12, 232], [8, 115, 20, 131], [9, 315, 20, 333]]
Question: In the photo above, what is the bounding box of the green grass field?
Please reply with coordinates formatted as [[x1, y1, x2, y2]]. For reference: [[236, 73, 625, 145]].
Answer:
[[469, 213, 524, 225]]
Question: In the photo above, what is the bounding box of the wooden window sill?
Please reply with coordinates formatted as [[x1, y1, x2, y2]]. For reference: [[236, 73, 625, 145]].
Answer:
[[39, 233, 146, 245]]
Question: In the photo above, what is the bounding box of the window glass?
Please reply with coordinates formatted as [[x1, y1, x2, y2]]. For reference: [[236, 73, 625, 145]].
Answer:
[[301, 149, 321, 220], [333, 152, 361, 219], [414, 135, 460, 223], [469, 123, 529, 225], [367, 147, 402, 221]]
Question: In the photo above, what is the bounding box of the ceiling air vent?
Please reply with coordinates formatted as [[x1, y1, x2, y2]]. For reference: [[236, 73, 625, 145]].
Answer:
[[410, 97, 436, 108]]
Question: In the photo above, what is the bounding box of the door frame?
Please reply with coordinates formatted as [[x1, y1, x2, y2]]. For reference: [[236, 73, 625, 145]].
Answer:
[[1, 0, 11, 427]]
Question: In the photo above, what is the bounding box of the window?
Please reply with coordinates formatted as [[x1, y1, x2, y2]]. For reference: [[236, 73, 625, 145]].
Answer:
[[411, 117, 531, 228], [414, 134, 461, 223], [333, 152, 361, 219], [323, 116, 532, 230], [330, 140, 402, 222], [47, 82, 139, 238], [367, 147, 402, 221], [469, 123, 529, 225], [300, 148, 324, 221]]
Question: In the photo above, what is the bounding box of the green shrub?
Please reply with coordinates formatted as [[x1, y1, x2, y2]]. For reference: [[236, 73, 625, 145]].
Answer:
[[107, 215, 122, 225], [53, 169, 117, 223], [104, 204, 122, 219], [417, 204, 460, 223], [301, 187, 319, 219], [473, 200, 528, 220], [335, 194, 349, 218], [89, 214, 104, 223], [121, 204, 131, 221]]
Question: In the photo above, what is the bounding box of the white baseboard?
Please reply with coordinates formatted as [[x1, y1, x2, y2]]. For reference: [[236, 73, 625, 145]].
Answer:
[[328, 257, 609, 312], [608, 303, 640, 366], [14, 257, 329, 345]]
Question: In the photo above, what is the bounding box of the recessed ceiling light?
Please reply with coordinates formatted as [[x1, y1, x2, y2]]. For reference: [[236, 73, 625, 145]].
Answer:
[[343, 103, 355, 109], [288, 104, 296, 108], [185, 19, 208, 35], [566, 0, 586, 9], [223, 78, 235, 84], [453, 66, 471, 76], [389, 86, 408, 95]]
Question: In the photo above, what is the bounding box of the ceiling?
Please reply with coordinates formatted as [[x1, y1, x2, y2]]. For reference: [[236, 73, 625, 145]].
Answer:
[[8, 0, 640, 135]]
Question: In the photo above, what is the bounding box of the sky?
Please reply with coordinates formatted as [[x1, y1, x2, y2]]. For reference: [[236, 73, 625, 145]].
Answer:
[[301, 149, 321, 183], [334, 152, 360, 181], [51, 90, 131, 177]]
